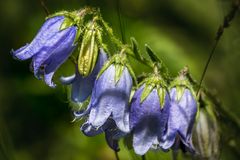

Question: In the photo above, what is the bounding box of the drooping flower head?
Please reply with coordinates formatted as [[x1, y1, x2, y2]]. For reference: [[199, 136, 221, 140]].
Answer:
[[73, 52, 135, 151], [84, 53, 135, 133], [192, 91, 220, 159], [130, 74, 170, 155], [60, 48, 107, 103], [161, 67, 198, 152], [11, 11, 83, 87]]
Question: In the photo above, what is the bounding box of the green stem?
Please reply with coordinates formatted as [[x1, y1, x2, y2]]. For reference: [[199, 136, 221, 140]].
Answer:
[[114, 151, 120, 160], [197, 0, 240, 96], [39, 0, 50, 16], [141, 155, 146, 160]]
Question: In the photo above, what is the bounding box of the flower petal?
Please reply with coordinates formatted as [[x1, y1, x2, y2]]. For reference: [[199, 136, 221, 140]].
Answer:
[[73, 104, 92, 119], [105, 130, 120, 152], [130, 87, 170, 155], [81, 122, 104, 136], [12, 16, 64, 60], [32, 25, 76, 81], [72, 50, 107, 102], [89, 65, 132, 131], [38, 26, 77, 87], [133, 118, 158, 155], [162, 88, 197, 150], [59, 74, 76, 85]]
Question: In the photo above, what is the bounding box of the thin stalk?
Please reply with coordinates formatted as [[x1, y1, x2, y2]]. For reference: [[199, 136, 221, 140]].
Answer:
[[197, 0, 240, 96], [114, 151, 120, 160], [39, 0, 50, 16], [116, 0, 126, 44], [141, 155, 146, 160]]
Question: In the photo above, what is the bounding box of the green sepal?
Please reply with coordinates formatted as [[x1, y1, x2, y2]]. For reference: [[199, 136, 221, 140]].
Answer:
[[140, 84, 154, 103], [145, 44, 170, 80], [46, 11, 69, 19], [170, 68, 197, 100], [157, 86, 166, 108], [59, 17, 75, 30], [96, 59, 112, 79], [129, 88, 136, 103], [114, 64, 125, 83], [78, 22, 99, 77], [175, 86, 185, 102], [59, 17, 82, 44], [131, 37, 143, 60], [125, 63, 138, 85], [145, 44, 159, 63]]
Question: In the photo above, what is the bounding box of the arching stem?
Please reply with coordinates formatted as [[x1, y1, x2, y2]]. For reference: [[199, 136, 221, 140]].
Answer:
[[197, 0, 240, 96]]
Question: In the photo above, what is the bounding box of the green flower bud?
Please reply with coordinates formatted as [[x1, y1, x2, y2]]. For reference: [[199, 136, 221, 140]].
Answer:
[[78, 21, 102, 77], [192, 93, 220, 160]]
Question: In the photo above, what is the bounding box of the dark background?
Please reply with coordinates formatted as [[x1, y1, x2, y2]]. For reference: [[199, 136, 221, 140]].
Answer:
[[0, 0, 240, 160]]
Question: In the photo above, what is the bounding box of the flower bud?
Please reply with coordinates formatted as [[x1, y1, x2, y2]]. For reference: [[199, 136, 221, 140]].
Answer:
[[78, 21, 102, 77], [192, 93, 220, 160]]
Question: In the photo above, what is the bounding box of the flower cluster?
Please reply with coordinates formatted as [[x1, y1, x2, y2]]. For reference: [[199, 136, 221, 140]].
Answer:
[[11, 7, 203, 156]]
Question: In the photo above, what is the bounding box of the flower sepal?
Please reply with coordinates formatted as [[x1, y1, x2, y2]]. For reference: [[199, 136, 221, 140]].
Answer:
[[140, 74, 168, 108], [170, 67, 196, 101], [97, 53, 137, 84]]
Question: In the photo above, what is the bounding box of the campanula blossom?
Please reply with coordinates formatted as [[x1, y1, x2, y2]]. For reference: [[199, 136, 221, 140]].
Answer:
[[60, 48, 107, 103], [86, 63, 133, 133], [161, 68, 197, 152], [130, 75, 170, 155], [11, 16, 77, 87]]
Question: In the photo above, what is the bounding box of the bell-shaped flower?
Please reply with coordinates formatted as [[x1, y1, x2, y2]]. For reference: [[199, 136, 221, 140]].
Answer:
[[161, 68, 197, 152], [130, 75, 170, 155], [11, 15, 78, 87], [60, 48, 107, 103], [87, 63, 133, 133], [81, 119, 125, 151]]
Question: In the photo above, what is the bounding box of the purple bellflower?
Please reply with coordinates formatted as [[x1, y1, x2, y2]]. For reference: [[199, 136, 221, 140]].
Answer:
[[11, 16, 77, 87], [86, 64, 133, 133], [130, 76, 170, 155], [60, 48, 107, 103], [161, 69, 197, 152]]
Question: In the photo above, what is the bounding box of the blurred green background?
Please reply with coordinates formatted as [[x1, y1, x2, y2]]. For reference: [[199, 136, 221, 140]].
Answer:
[[0, 0, 240, 160]]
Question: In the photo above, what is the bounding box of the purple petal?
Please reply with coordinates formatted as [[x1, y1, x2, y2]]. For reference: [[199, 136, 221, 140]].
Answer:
[[81, 122, 104, 136], [60, 49, 107, 102], [105, 130, 120, 151], [73, 104, 92, 119], [130, 86, 170, 155], [12, 16, 64, 60], [34, 26, 77, 87], [133, 119, 159, 155], [31, 25, 76, 78], [89, 65, 132, 131], [60, 74, 76, 85], [71, 51, 107, 102], [162, 88, 197, 150]]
